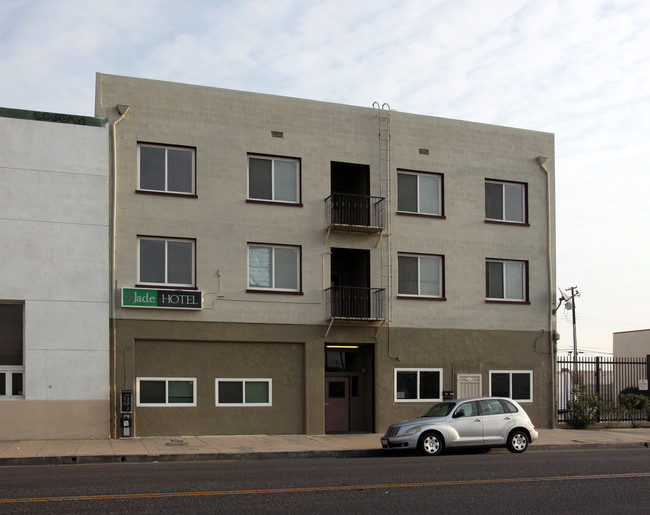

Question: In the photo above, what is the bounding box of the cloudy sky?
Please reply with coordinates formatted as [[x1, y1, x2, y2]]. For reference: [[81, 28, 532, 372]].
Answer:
[[2, 0, 648, 355]]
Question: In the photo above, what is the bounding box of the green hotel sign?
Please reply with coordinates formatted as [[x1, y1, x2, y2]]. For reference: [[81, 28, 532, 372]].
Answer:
[[122, 288, 203, 310]]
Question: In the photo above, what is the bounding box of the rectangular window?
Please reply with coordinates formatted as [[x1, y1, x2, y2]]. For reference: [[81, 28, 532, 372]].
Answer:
[[394, 368, 442, 402], [248, 155, 300, 203], [138, 237, 195, 287], [485, 180, 527, 223], [489, 371, 533, 402], [486, 259, 527, 302], [398, 254, 444, 298], [248, 244, 300, 292], [138, 144, 195, 195], [0, 303, 24, 399], [136, 378, 197, 406], [397, 171, 442, 216], [216, 379, 272, 406]]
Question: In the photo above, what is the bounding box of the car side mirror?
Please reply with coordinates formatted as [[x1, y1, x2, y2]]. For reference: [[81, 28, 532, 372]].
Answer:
[[453, 409, 465, 418]]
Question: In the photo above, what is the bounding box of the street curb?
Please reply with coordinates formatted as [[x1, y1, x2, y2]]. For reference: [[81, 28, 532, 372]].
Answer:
[[529, 441, 650, 452], [1, 442, 648, 467], [0, 449, 388, 467]]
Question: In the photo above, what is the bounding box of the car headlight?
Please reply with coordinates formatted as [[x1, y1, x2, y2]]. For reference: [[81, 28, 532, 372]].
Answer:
[[403, 426, 421, 436]]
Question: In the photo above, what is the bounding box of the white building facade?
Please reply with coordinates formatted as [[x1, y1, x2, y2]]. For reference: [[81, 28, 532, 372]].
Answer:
[[0, 108, 110, 439]]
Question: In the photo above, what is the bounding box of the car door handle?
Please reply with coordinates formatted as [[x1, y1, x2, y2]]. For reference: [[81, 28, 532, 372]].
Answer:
[[474, 418, 481, 422]]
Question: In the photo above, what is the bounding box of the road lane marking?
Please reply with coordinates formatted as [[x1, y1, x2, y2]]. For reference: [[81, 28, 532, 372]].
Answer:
[[2, 472, 650, 504]]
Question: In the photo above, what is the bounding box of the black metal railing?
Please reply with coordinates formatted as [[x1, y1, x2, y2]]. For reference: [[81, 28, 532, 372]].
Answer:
[[325, 286, 386, 320], [557, 355, 649, 423], [325, 193, 385, 230]]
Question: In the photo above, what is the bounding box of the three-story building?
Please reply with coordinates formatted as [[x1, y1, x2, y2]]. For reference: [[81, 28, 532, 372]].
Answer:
[[96, 73, 556, 437]]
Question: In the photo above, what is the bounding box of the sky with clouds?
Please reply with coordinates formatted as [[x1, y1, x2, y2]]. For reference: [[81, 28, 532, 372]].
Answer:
[[2, 0, 648, 355]]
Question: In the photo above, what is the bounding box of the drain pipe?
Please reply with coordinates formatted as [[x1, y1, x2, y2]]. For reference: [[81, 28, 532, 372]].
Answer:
[[536, 155, 557, 428], [110, 104, 130, 438]]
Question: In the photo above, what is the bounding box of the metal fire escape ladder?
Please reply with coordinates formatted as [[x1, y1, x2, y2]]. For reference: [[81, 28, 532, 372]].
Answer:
[[374, 102, 392, 329]]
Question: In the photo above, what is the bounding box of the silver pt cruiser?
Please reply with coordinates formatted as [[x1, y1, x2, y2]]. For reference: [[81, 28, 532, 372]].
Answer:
[[381, 397, 539, 456]]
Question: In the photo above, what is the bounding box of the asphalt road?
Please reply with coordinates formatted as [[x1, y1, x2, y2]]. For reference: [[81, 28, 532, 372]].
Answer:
[[1, 448, 649, 513]]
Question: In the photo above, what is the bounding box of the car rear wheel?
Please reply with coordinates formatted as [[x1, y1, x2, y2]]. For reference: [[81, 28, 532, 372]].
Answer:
[[418, 431, 443, 456], [507, 430, 529, 453]]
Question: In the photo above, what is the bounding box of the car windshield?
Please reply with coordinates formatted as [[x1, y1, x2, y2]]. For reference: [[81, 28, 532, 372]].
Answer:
[[420, 402, 455, 418]]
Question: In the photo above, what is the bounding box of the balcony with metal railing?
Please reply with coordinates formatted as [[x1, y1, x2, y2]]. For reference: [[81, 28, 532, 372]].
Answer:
[[325, 193, 385, 236], [325, 286, 386, 321]]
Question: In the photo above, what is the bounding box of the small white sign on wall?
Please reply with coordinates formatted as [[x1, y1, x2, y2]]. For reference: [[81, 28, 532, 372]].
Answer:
[[639, 379, 648, 391]]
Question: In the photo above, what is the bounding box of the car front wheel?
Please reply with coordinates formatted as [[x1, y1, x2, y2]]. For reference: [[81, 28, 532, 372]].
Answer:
[[418, 431, 443, 456], [507, 430, 529, 453]]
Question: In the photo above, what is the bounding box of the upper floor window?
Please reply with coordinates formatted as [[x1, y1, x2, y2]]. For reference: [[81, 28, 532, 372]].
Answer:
[[397, 171, 443, 216], [138, 237, 195, 288], [398, 253, 444, 298], [486, 259, 527, 302], [0, 303, 24, 399], [248, 155, 300, 204], [248, 244, 301, 292], [138, 144, 195, 195], [485, 180, 527, 223]]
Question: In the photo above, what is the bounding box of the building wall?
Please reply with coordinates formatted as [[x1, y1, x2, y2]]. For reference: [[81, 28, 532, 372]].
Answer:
[[613, 329, 650, 358], [110, 320, 554, 435], [386, 113, 554, 331], [0, 112, 109, 439], [96, 73, 556, 436]]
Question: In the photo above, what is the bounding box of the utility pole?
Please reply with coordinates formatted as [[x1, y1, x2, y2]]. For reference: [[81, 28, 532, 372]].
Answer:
[[567, 286, 580, 383], [568, 287, 578, 359], [556, 286, 580, 384]]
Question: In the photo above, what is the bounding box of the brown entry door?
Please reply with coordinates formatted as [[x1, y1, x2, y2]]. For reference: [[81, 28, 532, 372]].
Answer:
[[325, 376, 349, 432]]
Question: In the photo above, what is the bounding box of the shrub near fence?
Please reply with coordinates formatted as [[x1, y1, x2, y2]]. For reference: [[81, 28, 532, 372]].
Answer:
[[557, 355, 649, 424]]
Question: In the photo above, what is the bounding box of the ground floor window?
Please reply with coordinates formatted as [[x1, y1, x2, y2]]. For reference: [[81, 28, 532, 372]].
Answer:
[[136, 377, 196, 406], [394, 368, 442, 402], [489, 370, 533, 402], [0, 302, 24, 398], [216, 378, 272, 406], [0, 366, 23, 397]]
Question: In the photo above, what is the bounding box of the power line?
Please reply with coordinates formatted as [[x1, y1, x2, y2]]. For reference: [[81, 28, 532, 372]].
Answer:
[[580, 286, 650, 306], [555, 295, 645, 330], [557, 310, 644, 330]]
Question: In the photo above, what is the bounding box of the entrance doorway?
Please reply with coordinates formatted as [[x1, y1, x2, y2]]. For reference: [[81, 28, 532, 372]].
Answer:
[[325, 377, 349, 432], [324, 345, 374, 433]]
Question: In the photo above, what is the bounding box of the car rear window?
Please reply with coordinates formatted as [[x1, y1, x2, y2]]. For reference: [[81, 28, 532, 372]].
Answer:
[[500, 399, 519, 413]]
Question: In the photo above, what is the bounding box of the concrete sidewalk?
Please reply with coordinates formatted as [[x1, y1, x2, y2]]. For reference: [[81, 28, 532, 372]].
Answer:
[[1, 428, 649, 467]]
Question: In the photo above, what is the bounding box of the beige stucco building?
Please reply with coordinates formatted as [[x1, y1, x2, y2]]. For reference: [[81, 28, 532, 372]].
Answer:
[[96, 73, 557, 438]]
